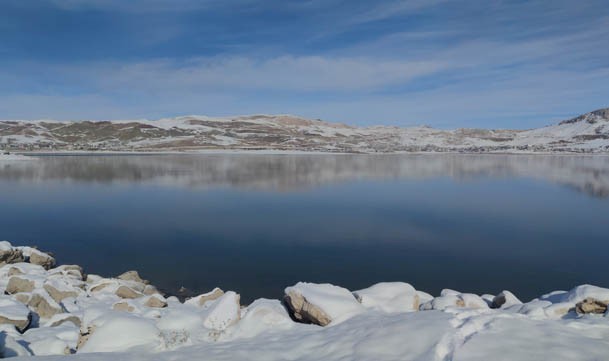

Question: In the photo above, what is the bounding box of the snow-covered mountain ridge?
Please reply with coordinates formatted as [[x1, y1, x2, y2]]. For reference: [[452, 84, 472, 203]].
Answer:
[[1, 108, 608, 153]]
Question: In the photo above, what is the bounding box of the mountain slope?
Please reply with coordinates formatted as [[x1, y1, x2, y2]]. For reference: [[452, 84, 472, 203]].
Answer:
[[1, 108, 608, 153]]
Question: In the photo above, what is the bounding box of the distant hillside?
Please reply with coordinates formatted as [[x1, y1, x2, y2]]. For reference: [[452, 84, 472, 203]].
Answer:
[[1, 109, 608, 153]]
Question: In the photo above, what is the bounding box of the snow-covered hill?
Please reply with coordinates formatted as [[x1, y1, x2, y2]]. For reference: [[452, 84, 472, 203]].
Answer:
[[1, 108, 608, 153]]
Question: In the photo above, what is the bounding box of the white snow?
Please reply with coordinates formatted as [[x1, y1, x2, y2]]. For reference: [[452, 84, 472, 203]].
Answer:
[[354, 282, 419, 313], [0, 242, 608, 360]]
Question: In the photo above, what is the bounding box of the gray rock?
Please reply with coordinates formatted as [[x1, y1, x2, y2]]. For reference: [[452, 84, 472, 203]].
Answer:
[[491, 290, 522, 309]]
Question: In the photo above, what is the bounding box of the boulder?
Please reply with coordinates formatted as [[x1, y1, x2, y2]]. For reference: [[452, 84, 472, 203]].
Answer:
[[144, 295, 167, 308], [14, 293, 32, 305], [113, 302, 135, 313], [202, 291, 241, 331], [43, 280, 79, 303], [143, 285, 161, 296], [353, 282, 420, 313], [491, 290, 522, 309], [0, 241, 24, 266], [28, 291, 64, 319], [185, 287, 224, 307], [0, 297, 32, 332], [117, 271, 148, 285], [52, 265, 85, 281], [5, 276, 35, 294], [576, 298, 608, 314], [284, 282, 363, 326], [115, 286, 142, 299], [420, 295, 465, 310], [27, 249, 56, 270]]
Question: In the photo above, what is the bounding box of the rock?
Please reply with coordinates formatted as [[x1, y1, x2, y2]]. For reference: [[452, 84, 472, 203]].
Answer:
[[185, 288, 224, 307], [202, 291, 241, 331], [7, 267, 23, 276], [576, 298, 608, 314], [53, 265, 85, 280], [0, 242, 24, 266], [89, 281, 112, 293], [143, 285, 161, 296], [492, 290, 522, 309], [115, 286, 142, 299], [460, 293, 489, 309], [563, 285, 609, 304], [77, 325, 96, 350], [144, 295, 167, 308], [28, 291, 64, 319], [113, 302, 135, 312], [284, 282, 363, 326], [0, 297, 32, 332], [117, 271, 148, 284], [43, 281, 79, 303], [46, 313, 82, 327], [353, 282, 420, 313], [28, 249, 56, 270], [426, 295, 465, 310], [5, 276, 35, 294], [14, 293, 32, 304]]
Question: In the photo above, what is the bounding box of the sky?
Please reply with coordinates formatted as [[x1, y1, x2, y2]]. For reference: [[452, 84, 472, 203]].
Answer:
[[0, 0, 608, 128]]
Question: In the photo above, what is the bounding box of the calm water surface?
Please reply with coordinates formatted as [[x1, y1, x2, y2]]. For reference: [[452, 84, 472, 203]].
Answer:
[[1, 154, 608, 303]]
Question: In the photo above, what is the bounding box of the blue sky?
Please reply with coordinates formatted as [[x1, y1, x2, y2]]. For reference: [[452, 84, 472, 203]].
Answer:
[[0, 0, 608, 128]]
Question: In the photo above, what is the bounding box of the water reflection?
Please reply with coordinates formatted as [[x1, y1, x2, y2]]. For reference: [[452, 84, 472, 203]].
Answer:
[[2, 154, 609, 198]]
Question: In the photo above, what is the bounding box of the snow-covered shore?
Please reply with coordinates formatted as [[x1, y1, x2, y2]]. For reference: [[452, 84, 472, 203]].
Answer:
[[0, 153, 37, 161], [0, 242, 607, 360]]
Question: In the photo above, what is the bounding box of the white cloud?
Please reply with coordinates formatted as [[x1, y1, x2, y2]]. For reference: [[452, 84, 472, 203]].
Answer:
[[69, 55, 447, 93]]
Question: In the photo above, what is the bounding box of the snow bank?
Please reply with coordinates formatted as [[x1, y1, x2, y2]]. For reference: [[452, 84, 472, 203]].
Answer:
[[0, 242, 608, 360]]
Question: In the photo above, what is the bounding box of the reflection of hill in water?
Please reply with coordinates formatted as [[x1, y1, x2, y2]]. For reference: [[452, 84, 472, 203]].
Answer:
[[2, 154, 609, 198]]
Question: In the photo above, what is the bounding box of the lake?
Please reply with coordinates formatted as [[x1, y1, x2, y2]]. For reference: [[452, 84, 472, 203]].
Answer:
[[1, 154, 608, 304]]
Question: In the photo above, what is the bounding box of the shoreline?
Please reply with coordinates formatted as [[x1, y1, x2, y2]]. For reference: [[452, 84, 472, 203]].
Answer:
[[8, 149, 609, 156], [0, 242, 608, 359]]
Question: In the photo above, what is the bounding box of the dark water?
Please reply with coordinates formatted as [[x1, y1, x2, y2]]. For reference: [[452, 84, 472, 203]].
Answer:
[[1, 154, 608, 303]]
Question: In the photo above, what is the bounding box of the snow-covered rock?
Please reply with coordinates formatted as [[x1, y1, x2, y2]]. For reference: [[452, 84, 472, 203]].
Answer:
[[201, 291, 241, 331], [353, 282, 420, 313], [284, 282, 364, 326], [78, 315, 160, 353], [0, 296, 31, 332], [491, 290, 522, 308]]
